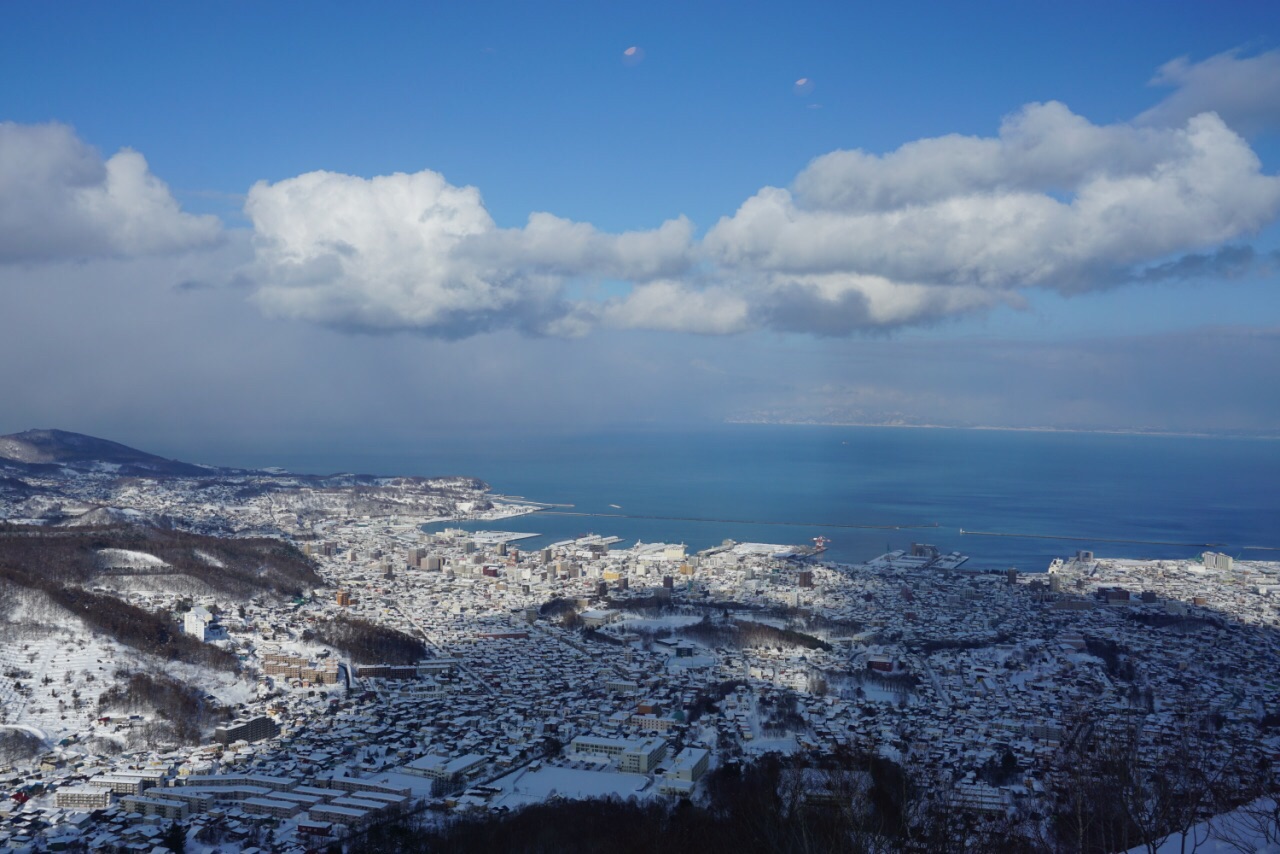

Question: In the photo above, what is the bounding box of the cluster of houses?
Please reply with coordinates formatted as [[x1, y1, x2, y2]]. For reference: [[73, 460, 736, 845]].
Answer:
[[4, 468, 1280, 849]]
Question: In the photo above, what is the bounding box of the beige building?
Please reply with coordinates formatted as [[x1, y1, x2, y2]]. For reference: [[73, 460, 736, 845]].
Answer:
[[120, 795, 190, 820], [56, 786, 113, 810], [571, 735, 668, 773]]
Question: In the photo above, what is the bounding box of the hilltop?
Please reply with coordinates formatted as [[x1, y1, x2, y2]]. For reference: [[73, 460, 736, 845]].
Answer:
[[0, 429, 493, 530], [0, 428, 229, 478]]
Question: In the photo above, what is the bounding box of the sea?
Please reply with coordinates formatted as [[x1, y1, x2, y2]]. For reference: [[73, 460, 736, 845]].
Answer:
[[233, 425, 1280, 571]]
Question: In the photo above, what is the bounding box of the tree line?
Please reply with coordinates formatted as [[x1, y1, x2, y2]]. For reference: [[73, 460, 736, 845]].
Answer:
[[0, 523, 321, 598], [311, 615, 426, 665], [680, 615, 833, 652], [97, 671, 231, 745]]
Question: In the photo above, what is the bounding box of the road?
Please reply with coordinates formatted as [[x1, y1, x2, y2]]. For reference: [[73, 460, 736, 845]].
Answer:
[[389, 601, 497, 698]]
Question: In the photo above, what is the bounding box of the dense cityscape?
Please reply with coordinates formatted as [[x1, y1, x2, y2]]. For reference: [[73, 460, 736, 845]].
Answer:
[[5, 6, 1280, 851], [0, 432, 1277, 852]]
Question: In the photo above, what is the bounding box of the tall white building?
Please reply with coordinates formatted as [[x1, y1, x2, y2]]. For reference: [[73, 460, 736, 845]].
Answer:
[[184, 606, 228, 642], [1203, 551, 1234, 571]]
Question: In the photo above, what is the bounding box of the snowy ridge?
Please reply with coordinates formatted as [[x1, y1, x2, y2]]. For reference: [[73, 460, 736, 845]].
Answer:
[[96, 549, 168, 569]]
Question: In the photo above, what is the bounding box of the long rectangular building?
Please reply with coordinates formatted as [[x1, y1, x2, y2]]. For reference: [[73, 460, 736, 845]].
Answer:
[[241, 796, 302, 819], [570, 735, 668, 773], [179, 773, 296, 791], [120, 795, 189, 820], [213, 716, 280, 745], [55, 786, 113, 810]]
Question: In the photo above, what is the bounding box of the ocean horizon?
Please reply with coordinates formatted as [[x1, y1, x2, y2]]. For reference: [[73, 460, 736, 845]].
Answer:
[[197, 424, 1280, 571]]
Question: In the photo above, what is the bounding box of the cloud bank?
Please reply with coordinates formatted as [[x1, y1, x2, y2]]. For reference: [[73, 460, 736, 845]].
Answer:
[[0, 122, 222, 263], [6, 51, 1280, 338], [238, 101, 1278, 338]]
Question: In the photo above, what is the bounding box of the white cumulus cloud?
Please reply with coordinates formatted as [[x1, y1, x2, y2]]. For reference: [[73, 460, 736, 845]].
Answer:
[[245, 168, 694, 337], [700, 106, 1280, 329], [244, 99, 1280, 338], [0, 122, 222, 263]]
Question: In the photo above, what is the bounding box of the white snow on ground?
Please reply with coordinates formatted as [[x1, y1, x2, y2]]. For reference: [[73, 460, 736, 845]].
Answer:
[[94, 574, 217, 597], [162, 660, 258, 708], [1, 585, 65, 626], [0, 617, 126, 740], [0, 723, 49, 742], [615, 614, 704, 631], [1125, 798, 1280, 853], [193, 549, 226, 567], [859, 682, 908, 704], [367, 770, 438, 799], [0, 585, 252, 740], [466, 531, 540, 545], [95, 548, 167, 568], [488, 764, 653, 809]]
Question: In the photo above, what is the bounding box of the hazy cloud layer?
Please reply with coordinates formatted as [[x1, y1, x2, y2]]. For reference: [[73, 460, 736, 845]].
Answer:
[[730, 325, 1280, 436], [2, 245, 1275, 446], [0, 122, 222, 263], [1137, 48, 1280, 136]]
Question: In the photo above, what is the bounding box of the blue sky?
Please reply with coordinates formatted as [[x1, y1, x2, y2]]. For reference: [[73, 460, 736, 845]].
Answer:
[[2, 1, 1280, 451], [7, 2, 1276, 226]]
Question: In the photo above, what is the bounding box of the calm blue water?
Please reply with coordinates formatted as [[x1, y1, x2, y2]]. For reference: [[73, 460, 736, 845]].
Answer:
[[224, 426, 1280, 571]]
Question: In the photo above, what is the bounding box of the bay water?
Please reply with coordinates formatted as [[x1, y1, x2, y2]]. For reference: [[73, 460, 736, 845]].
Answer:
[[240, 425, 1280, 571]]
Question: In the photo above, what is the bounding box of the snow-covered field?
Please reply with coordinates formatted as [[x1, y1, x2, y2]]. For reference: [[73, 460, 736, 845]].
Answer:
[[488, 764, 653, 809], [193, 549, 226, 568], [1125, 798, 1280, 853], [614, 614, 704, 631], [0, 586, 252, 742], [0, 617, 124, 741], [96, 548, 168, 568]]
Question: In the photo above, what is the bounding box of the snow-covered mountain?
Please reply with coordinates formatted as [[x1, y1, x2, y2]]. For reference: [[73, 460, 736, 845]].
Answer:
[[0, 428, 219, 477]]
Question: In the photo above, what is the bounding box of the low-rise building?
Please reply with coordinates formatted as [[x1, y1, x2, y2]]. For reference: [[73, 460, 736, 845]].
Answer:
[[571, 735, 668, 773], [664, 747, 710, 782], [55, 786, 113, 810], [119, 795, 190, 820], [403, 752, 488, 781]]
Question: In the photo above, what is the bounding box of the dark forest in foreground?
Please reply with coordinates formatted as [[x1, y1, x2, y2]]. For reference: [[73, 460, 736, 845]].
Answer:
[[340, 740, 1279, 854]]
